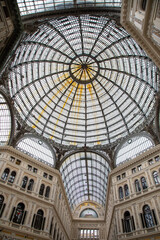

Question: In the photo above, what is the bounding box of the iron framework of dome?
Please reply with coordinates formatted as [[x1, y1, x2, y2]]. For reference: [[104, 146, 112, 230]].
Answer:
[[7, 14, 158, 150]]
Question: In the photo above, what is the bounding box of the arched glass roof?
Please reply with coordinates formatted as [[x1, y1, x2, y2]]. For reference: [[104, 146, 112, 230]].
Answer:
[[60, 151, 110, 209], [8, 14, 158, 149], [17, 0, 121, 16], [80, 208, 98, 218], [115, 134, 155, 166], [16, 135, 55, 166], [0, 92, 12, 146]]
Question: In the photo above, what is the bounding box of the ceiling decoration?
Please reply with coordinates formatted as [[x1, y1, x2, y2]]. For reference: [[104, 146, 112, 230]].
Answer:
[[8, 14, 158, 149]]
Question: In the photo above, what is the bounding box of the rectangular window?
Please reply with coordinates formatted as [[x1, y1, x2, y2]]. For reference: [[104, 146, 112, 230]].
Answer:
[[28, 165, 32, 171], [122, 173, 126, 178], [155, 156, 160, 162], [117, 175, 121, 181], [79, 229, 99, 239], [16, 159, 21, 165], [137, 165, 142, 171], [43, 172, 48, 178], [10, 156, 15, 162], [132, 168, 136, 173], [33, 168, 38, 173], [49, 175, 53, 180], [148, 159, 154, 165]]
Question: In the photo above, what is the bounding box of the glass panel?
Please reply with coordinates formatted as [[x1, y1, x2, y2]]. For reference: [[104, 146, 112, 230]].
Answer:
[[17, 0, 122, 16], [60, 151, 110, 209], [16, 136, 55, 166], [116, 135, 155, 165], [8, 15, 158, 149]]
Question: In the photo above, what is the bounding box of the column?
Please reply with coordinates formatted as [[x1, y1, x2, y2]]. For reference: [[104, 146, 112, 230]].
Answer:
[[15, 169, 23, 186], [146, 169, 154, 187], [5, 194, 17, 219], [134, 204, 142, 229], [112, 184, 117, 202], [27, 202, 37, 226], [151, 196, 160, 223], [25, 201, 34, 226], [0, 160, 6, 175], [131, 204, 139, 230], [128, 178, 134, 195], [45, 208, 53, 232], [35, 177, 42, 194], [0, 162, 7, 178], [115, 209, 121, 234]]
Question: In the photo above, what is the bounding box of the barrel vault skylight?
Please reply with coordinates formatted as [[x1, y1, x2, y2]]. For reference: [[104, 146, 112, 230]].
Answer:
[[60, 151, 110, 209], [17, 0, 122, 16], [8, 14, 158, 149]]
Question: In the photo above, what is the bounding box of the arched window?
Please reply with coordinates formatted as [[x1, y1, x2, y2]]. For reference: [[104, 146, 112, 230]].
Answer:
[[152, 171, 160, 185], [0, 195, 5, 218], [16, 136, 55, 166], [21, 176, 28, 189], [11, 203, 26, 224], [122, 211, 135, 233], [115, 134, 154, 166], [32, 209, 45, 230], [80, 208, 98, 218], [45, 186, 50, 198], [142, 205, 155, 228], [1, 168, 10, 181], [27, 179, 34, 191], [124, 184, 129, 197], [141, 177, 148, 190], [8, 171, 16, 183], [119, 187, 123, 199], [124, 211, 131, 232], [39, 184, 45, 196], [135, 179, 141, 192]]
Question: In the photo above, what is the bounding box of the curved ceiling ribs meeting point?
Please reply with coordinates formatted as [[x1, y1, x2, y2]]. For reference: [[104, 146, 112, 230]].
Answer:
[[7, 14, 159, 152]]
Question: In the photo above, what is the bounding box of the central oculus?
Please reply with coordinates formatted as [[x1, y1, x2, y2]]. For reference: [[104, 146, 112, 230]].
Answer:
[[69, 55, 99, 84]]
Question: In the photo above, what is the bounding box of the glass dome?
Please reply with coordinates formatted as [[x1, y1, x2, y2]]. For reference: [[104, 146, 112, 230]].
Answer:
[[8, 14, 158, 149]]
